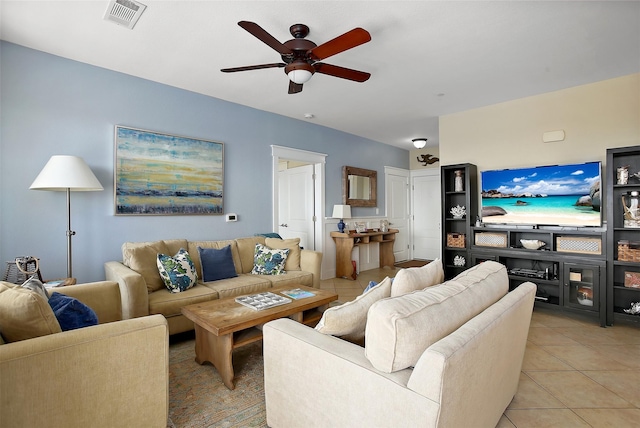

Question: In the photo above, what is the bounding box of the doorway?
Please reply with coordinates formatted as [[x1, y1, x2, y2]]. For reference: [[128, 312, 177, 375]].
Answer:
[[385, 167, 410, 263], [271, 145, 326, 252], [411, 169, 441, 260]]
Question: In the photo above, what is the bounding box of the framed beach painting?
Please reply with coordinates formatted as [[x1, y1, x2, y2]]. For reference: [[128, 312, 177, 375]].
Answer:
[[114, 126, 224, 215]]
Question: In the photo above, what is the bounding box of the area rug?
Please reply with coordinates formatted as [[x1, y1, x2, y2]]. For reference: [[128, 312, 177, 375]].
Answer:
[[394, 259, 431, 269], [169, 334, 267, 428]]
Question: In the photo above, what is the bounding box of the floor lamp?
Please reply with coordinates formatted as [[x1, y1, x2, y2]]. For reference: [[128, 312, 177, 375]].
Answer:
[[30, 155, 103, 279]]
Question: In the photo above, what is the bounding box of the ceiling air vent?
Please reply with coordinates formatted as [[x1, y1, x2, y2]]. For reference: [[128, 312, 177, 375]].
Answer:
[[103, 0, 147, 30]]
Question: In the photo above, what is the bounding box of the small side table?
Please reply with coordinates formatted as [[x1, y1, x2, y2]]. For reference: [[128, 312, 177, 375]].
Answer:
[[44, 278, 77, 288]]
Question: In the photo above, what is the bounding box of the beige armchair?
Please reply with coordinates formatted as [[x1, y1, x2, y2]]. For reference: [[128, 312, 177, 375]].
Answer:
[[0, 281, 169, 428]]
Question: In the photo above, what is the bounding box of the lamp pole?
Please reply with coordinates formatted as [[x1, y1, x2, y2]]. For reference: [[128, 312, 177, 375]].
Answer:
[[65, 188, 75, 278]]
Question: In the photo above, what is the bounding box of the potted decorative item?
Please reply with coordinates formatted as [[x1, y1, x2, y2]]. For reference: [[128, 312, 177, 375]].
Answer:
[[450, 205, 466, 219], [453, 255, 465, 267]]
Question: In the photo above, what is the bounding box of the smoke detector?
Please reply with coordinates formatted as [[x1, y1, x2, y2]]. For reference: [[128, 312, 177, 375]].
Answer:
[[103, 0, 147, 29]]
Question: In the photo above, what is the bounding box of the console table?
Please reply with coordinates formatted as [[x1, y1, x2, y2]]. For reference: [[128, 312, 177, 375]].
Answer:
[[331, 229, 398, 279]]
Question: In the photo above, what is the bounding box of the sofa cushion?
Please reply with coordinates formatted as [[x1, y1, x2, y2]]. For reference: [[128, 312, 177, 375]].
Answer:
[[315, 276, 392, 342], [202, 274, 272, 299], [251, 243, 289, 275], [252, 271, 313, 289], [148, 284, 219, 318], [198, 245, 238, 282], [390, 259, 444, 297], [365, 261, 508, 373], [236, 236, 266, 274], [122, 240, 170, 293], [157, 249, 198, 293], [265, 237, 302, 271], [0, 281, 62, 342], [48, 292, 99, 331], [188, 240, 242, 277]]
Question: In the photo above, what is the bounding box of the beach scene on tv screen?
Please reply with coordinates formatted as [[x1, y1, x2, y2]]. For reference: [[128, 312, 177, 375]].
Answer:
[[481, 162, 601, 227]]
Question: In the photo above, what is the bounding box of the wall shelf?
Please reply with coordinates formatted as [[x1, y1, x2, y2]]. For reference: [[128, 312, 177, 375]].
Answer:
[[606, 145, 640, 326], [441, 163, 478, 279]]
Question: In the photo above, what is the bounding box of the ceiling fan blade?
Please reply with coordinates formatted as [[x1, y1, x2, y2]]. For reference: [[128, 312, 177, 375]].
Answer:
[[314, 63, 371, 82], [308, 28, 371, 61], [238, 21, 293, 56], [288, 81, 303, 94], [221, 63, 285, 73]]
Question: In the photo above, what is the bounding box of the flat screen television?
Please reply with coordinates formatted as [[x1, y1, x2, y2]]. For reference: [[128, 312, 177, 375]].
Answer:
[[480, 161, 602, 227]]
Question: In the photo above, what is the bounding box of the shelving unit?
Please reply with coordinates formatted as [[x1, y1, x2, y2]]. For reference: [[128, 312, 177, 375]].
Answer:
[[470, 226, 607, 325], [606, 146, 640, 326], [441, 163, 478, 279]]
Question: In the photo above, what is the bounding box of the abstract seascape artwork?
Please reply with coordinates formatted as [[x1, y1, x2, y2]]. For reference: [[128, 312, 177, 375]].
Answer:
[[114, 126, 224, 215]]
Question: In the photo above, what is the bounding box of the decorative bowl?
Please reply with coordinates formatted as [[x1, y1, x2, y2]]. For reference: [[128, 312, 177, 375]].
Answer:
[[520, 239, 546, 250]]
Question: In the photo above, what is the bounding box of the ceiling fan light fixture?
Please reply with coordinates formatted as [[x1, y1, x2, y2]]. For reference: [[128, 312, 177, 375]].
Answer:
[[286, 61, 314, 84], [412, 138, 428, 149]]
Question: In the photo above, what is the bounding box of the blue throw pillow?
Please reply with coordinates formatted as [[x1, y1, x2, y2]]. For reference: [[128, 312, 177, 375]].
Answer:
[[363, 277, 394, 294], [48, 292, 98, 331], [198, 245, 238, 282]]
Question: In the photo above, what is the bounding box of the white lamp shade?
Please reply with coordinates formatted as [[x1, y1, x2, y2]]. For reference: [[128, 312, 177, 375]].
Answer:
[[288, 69, 313, 84], [30, 155, 103, 191], [332, 204, 352, 219]]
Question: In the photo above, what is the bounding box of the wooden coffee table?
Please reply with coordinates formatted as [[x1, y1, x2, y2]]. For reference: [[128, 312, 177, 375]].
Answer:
[[181, 284, 338, 389]]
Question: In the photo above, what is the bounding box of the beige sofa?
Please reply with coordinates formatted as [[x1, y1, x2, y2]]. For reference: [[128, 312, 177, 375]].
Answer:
[[263, 262, 536, 428], [105, 236, 322, 335], [0, 281, 169, 427]]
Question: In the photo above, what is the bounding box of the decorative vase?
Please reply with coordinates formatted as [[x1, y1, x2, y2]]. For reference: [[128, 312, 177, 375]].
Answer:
[[617, 166, 629, 185], [454, 170, 464, 192]]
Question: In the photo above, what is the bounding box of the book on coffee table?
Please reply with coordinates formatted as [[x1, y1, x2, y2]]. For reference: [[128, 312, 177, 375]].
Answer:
[[281, 288, 315, 300], [235, 292, 292, 311]]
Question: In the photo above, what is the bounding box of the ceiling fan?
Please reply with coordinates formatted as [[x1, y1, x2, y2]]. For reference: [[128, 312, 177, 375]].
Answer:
[[221, 21, 372, 94]]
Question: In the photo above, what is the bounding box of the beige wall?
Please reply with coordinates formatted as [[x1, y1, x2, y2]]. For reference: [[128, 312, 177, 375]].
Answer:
[[410, 146, 441, 170], [439, 73, 640, 173]]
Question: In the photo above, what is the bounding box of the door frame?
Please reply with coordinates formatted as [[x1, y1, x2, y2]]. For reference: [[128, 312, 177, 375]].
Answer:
[[271, 145, 326, 251], [410, 168, 442, 260]]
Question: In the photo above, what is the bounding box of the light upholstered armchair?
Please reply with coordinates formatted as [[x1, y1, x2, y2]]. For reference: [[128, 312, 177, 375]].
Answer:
[[0, 281, 169, 427]]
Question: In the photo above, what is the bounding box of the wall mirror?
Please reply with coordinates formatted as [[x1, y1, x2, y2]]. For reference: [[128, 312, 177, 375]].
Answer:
[[342, 166, 377, 207]]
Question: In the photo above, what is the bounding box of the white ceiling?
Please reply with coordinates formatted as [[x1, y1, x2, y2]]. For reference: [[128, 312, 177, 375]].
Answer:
[[2, 1, 639, 150]]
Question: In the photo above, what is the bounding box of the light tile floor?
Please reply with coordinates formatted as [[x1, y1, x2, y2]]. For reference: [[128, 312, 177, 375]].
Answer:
[[320, 267, 640, 428]]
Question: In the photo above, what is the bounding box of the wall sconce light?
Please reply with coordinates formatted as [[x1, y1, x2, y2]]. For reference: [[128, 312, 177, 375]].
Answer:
[[412, 138, 428, 149]]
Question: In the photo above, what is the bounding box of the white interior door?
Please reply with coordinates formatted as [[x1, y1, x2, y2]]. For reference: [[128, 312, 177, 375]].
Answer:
[[412, 170, 441, 260], [278, 164, 315, 250], [386, 168, 410, 262]]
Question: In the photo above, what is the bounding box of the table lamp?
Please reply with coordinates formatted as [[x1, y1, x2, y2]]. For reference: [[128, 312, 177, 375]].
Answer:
[[332, 204, 352, 233], [30, 155, 103, 278]]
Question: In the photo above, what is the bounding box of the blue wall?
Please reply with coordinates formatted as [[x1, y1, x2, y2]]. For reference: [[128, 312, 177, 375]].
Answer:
[[0, 42, 408, 282]]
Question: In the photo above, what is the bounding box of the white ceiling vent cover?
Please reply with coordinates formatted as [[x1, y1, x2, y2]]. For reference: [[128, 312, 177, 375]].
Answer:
[[103, 0, 147, 30]]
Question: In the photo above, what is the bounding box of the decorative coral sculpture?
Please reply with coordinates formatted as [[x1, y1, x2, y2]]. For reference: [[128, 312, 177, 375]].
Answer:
[[623, 302, 640, 315], [453, 255, 466, 267], [450, 205, 466, 219]]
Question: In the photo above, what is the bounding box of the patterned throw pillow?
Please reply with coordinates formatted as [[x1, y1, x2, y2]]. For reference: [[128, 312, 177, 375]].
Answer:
[[157, 248, 198, 293], [251, 243, 289, 275]]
